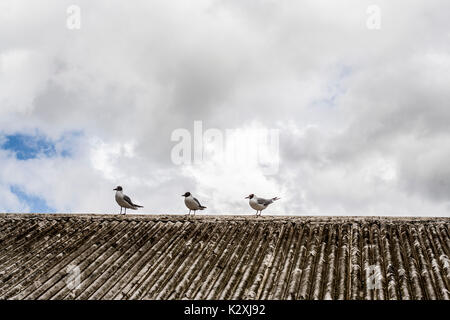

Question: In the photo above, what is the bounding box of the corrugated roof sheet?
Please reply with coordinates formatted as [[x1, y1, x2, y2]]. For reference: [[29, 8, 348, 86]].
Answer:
[[0, 213, 449, 300]]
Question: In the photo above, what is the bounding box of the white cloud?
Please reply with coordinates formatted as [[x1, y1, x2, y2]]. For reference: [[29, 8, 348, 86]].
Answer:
[[0, 1, 449, 216]]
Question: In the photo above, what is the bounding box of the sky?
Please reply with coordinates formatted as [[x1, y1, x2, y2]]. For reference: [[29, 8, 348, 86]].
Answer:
[[1, 0, 450, 216]]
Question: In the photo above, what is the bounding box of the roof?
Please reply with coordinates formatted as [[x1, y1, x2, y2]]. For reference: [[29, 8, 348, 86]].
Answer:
[[0, 213, 449, 300]]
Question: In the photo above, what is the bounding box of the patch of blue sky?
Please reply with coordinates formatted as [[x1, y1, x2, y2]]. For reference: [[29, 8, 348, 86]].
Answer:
[[10, 185, 55, 213], [0, 130, 82, 160], [311, 64, 351, 109], [338, 65, 352, 79]]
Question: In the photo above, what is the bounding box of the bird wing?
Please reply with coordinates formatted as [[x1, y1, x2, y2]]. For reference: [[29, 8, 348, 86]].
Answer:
[[193, 197, 203, 207], [123, 195, 135, 207], [257, 197, 273, 206]]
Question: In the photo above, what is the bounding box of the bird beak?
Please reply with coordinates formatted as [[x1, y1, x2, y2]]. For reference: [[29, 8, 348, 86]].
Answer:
[[113, 188, 117, 191], [181, 194, 185, 197], [245, 196, 249, 199]]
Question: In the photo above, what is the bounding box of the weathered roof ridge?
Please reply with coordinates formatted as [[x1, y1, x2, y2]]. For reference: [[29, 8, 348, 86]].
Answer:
[[1, 212, 449, 224]]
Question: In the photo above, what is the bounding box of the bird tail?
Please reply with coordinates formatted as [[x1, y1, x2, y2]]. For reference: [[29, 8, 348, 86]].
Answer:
[[272, 197, 280, 202], [199, 206, 207, 210], [134, 204, 144, 208]]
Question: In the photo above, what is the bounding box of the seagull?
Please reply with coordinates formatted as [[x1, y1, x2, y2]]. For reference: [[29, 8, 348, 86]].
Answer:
[[113, 186, 143, 215], [245, 194, 280, 216], [182, 192, 206, 216]]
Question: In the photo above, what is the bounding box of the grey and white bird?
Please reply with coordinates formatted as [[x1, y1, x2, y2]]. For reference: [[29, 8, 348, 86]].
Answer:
[[113, 186, 143, 215], [182, 192, 206, 216], [245, 194, 280, 216]]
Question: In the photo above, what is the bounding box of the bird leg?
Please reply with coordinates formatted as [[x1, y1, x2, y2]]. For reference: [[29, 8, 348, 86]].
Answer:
[[120, 207, 122, 215]]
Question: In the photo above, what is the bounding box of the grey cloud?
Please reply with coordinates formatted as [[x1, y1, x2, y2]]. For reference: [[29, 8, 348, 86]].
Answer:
[[1, 1, 450, 215]]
